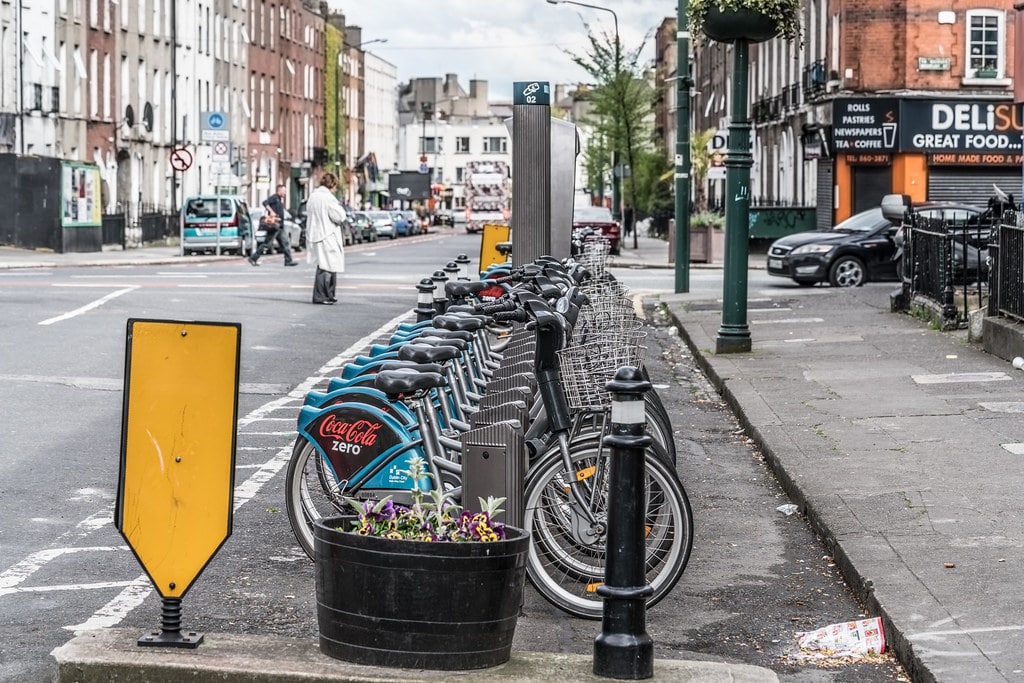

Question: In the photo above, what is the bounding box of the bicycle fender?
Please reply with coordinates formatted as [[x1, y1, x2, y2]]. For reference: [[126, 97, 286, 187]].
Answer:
[[302, 386, 416, 426], [296, 403, 424, 491]]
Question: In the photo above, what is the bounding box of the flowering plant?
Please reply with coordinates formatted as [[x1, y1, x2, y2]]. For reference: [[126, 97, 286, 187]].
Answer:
[[343, 455, 507, 543], [688, 0, 803, 45]]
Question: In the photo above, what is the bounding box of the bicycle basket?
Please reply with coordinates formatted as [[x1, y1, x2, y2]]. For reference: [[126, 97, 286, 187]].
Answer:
[[557, 335, 647, 411]]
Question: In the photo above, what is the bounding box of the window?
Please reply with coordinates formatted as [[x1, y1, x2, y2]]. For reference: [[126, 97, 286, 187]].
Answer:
[[455, 137, 470, 153], [88, 49, 97, 116], [482, 136, 507, 154], [420, 137, 439, 154], [966, 10, 1004, 78]]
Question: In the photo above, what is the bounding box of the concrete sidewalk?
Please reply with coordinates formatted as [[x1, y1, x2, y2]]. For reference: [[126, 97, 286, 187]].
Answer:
[[660, 285, 1024, 682]]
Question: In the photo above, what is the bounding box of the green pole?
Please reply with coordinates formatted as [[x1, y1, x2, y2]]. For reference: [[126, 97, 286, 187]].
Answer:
[[715, 39, 752, 354], [673, 1, 692, 292]]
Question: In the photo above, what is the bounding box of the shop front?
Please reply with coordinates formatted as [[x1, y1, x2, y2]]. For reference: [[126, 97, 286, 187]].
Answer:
[[828, 97, 1022, 221]]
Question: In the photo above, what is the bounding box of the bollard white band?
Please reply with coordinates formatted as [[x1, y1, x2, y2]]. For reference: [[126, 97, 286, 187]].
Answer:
[[611, 399, 647, 426]]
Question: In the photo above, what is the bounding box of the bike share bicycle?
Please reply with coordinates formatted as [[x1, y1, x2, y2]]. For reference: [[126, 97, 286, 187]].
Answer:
[[283, 241, 693, 619]]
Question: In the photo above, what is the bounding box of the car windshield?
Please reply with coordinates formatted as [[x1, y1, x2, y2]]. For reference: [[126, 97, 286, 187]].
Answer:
[[185, 198, 235, 218], [574, 206, 614, 223], [830, 208, 887, 233]]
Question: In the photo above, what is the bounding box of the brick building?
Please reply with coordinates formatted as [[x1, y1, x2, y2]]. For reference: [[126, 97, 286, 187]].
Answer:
[[679, 1, 1020, 227]]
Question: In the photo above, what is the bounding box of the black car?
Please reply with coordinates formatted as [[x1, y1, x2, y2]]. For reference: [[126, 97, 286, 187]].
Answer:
[[767, 202, 986, 287]]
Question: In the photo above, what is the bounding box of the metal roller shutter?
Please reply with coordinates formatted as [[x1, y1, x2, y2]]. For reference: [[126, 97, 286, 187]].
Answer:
[[927, 168, 1021, 204], [815, 163, 833, 230]]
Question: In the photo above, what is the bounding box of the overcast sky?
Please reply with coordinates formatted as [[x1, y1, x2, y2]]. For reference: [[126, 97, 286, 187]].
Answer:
[[330, 1, 675, 100]]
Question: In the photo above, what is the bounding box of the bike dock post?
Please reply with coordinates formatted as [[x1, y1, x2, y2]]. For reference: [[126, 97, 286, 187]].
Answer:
[[461, 325, 533, 527], [593, 366, 655, 680], [415, 277, 436, 322]]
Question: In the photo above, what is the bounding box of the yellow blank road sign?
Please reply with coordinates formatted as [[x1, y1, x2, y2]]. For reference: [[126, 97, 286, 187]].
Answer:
[[116, 319, 241, 599], [479, 223, 511, 274]]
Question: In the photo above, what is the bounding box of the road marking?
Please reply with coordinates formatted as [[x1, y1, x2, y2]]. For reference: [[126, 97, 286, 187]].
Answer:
[[38, 287, 136, 325], [0, 547, 127, 596], [912, 372, 1012, 384], [749, 317, 824, 325], [978, 402, 1024, 413], [1002, 443, 1024, 455]]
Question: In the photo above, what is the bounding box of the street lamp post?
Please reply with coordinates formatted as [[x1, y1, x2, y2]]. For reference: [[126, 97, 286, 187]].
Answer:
[[547, 0, 635, 247], [674, 1, 693, 293]]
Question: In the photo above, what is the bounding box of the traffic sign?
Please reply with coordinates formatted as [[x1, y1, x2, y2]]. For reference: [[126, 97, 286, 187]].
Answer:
[[212, 141, 231, 163], [169, 147, 193, 172], [513, 81, 550, 106], [201, 111, 229, 142], [117, 319, 240, 600]]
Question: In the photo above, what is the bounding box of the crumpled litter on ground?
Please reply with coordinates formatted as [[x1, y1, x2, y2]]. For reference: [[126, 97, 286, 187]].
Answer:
[[793, 617, 885, 661], [776, 503, 799, 516]]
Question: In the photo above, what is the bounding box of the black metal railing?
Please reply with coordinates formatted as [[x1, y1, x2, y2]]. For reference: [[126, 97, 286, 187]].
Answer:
[[989, 213, 1024, 323], [802, 60, 827, 99], [140, 211, 177, 244], [102, 212, 126, 248], [900, 215, 993, 327]]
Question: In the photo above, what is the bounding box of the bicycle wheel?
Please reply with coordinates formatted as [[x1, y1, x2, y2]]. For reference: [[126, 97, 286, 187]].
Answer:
[[523, 440, 693, 619], [285, 437, 352, 559]]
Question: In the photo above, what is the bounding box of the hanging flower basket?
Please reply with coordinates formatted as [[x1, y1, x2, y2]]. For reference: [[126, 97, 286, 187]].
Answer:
[[689, 0, 803, 46], [702, 7, 782, 43]]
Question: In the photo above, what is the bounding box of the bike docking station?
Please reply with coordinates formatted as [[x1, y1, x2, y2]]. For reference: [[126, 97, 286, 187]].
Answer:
[[115, 318, 241, 648]]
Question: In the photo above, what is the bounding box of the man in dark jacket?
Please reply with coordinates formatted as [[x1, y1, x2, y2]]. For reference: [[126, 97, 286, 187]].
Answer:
[[248, 184, 297, 266]]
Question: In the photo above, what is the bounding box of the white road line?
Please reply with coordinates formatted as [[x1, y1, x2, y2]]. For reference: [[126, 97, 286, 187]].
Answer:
[[0, 547, 127, 596], [912, 372, 1012, 384], [39, 287, 137, 325]]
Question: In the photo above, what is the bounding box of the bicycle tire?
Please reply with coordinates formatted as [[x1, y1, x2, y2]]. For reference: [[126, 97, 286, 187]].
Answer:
[[641, 391, 676, 464], [523, 439, 693, 619], [285, 437, 349, 559]]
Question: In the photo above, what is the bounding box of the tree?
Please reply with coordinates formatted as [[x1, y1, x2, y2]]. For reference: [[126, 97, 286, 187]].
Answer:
[[565, 26, 655, 246], [689, 128, 717, 212]]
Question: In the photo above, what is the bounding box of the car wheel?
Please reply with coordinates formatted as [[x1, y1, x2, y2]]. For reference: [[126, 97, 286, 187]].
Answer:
[[829, 255, 866, 287]]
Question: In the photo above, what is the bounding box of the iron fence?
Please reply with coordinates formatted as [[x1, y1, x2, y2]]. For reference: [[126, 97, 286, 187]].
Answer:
[[101, 212, 126, 248], [900, 215, 991, 327], [140, 211, 176, 244], [989, 212, 1024, 323]]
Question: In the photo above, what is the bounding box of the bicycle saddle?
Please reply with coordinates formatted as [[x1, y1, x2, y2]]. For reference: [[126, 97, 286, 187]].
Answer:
[[378, 360, 446, 375], [397, 343, 461, 364], [432, 314, 486, 332], [409, 328, 474, 343], [445, 280, 490, 299], [413, 335, 469, 352], [374, 368, 448, 397]]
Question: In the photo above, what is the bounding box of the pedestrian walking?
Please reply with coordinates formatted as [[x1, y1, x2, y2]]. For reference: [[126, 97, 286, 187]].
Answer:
[[248, 184, 298, 266], [623, 203, 635, 239], [305, 173, 348, 305]]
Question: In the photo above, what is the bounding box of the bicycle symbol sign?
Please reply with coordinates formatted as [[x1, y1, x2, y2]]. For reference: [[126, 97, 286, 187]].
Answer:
[[169, 147, 193, 172]]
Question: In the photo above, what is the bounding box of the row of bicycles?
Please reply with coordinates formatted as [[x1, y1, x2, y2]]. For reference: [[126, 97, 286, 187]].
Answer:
[[283, 240, 694, 619]]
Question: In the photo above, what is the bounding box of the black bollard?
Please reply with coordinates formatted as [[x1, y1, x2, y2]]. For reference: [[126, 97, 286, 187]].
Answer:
[[455, 253, 472, 280], [415, 278, 436, 322], [593, 366, 654, 680], [444, 260, 461, 283], [431, 270, 449, 314]]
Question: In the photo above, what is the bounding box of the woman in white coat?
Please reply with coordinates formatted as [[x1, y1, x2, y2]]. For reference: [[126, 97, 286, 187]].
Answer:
[[304, 173, 348, 305]]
